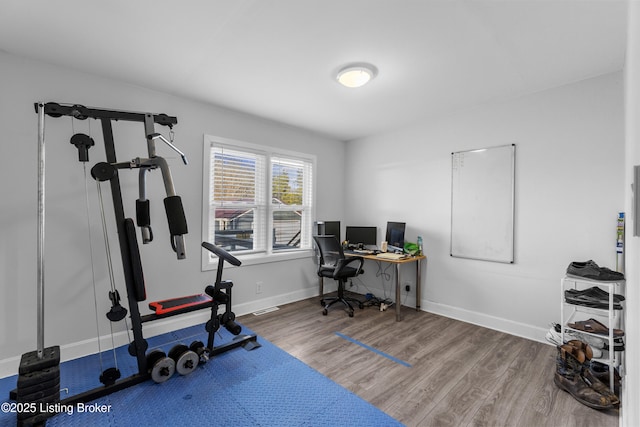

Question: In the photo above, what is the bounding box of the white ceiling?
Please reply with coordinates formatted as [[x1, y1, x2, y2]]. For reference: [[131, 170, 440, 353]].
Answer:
[[0, 0, 628, 141]]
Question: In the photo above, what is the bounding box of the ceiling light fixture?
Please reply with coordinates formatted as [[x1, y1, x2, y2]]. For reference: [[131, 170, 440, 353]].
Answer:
[[336, 63, 378, 88]]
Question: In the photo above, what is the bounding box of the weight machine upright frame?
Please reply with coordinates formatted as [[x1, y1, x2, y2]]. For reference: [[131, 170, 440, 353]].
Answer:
[[23, 102, 258, 426], [33, 103, 198, 407]]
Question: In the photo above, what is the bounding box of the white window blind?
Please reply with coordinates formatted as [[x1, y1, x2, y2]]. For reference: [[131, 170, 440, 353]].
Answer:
[[271, 156, 313, 251], [209, 145, 267, 254], [204, 136, 315, 260]]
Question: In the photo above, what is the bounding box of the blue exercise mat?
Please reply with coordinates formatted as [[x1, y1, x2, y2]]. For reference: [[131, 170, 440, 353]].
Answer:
[[0, 324, 402, 426]]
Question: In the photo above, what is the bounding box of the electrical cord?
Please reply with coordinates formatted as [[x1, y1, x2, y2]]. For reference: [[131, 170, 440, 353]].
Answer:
[[350, 261, 409, 310], [347, 277, 392, 309], [375, 261, 393, 281], [351, 261, 394, 300], [377, 261, 395, 300]]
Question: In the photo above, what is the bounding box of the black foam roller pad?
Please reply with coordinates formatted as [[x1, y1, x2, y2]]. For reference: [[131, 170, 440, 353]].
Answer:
[[136, 199, 151, 227], [164, 196, 188, 236], [124, 219, 147, 302]]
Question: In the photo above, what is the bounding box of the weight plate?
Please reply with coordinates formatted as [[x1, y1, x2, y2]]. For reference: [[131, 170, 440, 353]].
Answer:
[[168, 344, 188, 361], [18, 347, 60, 374], [16, 382, 60, 402], [175, 350, 199, 376], [189, 340, 204, 352], [17, 366, 60, 389], [150, 357, 175, 383], [15, 378, 60, 399], [146, 349, 166, 368]]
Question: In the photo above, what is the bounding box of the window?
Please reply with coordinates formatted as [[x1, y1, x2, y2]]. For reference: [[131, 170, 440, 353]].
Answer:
[[202, 135, 315, 267]]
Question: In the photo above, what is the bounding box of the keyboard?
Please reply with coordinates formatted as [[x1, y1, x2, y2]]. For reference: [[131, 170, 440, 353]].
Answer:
[[352, 249, 375, 255], [376, 252, 408, 260]]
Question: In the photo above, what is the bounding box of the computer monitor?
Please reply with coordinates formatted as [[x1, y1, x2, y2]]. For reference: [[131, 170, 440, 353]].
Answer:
[[323, 221, 341, 241], [315, 221, 340, 239], [345, 226, 377, 247], [385, 221, 406, 252]]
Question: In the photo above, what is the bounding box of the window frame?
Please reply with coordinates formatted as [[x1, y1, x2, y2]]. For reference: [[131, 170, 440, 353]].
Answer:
[[201, 134, 316, 270]]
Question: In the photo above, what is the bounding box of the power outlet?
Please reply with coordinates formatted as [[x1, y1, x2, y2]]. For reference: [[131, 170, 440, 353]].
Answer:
[[256, 281, 263, 294]]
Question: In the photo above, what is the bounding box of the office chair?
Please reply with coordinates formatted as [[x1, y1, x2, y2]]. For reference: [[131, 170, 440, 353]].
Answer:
[[313, 235, 365, 317]]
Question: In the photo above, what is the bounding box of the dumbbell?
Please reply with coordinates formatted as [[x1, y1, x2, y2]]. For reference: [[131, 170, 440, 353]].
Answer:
[[146, 349, 175, 383], [190, 341, 209, 364], [168, 344, 199, 376]]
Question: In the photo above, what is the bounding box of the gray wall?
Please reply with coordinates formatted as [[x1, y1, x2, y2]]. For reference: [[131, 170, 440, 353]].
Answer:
[[344, 72, 624, 340], [0, 51, 345, 375]]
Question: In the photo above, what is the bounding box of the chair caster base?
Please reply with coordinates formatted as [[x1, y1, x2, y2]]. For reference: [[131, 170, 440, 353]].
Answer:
[[321, 295, 364, 317]]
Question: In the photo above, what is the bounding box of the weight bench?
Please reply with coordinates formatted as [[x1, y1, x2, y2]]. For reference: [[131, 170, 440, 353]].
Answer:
[[140, 241, 259, 361]]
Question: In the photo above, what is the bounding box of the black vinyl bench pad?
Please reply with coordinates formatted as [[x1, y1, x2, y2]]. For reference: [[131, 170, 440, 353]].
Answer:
[[148, 294, 212, 316]]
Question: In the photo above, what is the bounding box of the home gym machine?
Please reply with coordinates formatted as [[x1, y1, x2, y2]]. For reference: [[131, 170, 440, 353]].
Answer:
[[12, 102, 259, 426]]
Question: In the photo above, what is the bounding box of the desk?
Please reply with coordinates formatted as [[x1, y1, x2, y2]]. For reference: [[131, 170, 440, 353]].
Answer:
[[320, 253, 426, 321]]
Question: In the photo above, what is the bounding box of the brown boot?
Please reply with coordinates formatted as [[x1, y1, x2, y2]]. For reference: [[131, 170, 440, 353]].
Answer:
[[567, 339, 592, 360], [554, 345, 614, 410], [566, 340, 620, 406]]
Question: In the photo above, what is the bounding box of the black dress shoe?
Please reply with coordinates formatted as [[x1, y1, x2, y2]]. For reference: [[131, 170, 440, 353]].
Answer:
[[566, 261, 625, 281], [564, 286, 624, 309], [565, 286, 625, 302]]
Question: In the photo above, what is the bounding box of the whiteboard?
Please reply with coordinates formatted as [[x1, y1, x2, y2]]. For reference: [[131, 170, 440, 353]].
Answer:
[[450, 144, 515, 263]]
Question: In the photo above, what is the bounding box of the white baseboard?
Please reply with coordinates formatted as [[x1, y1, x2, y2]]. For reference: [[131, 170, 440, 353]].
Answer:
[[233, 287, 318, 317], [0, 287, 319, 380], [1, 289, 550, 379], [422, 299, 550, 345], [0, 311, 212, 380], [0, 356, 21, 381], [327, 284, 550, 345]]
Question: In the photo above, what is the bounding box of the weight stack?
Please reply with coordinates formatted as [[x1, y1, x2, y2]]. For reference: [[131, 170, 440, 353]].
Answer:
[[12, 346, 61, 426]]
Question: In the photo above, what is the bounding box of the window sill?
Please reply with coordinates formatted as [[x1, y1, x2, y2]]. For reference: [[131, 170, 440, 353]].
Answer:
[[202, 248, 315, 271]]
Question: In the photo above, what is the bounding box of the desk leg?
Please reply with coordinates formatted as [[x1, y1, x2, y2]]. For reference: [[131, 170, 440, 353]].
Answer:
[[416, 259, 422, 311], [395, 263, 402, 322]]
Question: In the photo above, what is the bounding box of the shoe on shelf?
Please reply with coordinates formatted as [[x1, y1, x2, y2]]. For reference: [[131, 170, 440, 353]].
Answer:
[[549, 323, 625, 351], [590, 360, 622, 397], [565, 286, 625, 302], [545, 326, 604, 358], [564, 287, 624, 310], [566, 260, 625, 282], [603, 338, 625, 352], [549, 323, 606, 349], [567, 318, 624, 337]]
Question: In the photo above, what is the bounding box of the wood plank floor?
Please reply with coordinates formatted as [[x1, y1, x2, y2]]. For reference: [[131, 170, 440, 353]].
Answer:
[[238, 295, 619, 427]]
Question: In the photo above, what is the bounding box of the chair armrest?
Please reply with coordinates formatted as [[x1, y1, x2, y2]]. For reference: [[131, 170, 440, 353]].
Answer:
[[334, 256, 364, 278]]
